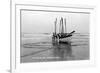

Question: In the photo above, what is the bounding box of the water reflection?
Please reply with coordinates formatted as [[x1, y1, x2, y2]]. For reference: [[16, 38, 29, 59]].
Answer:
[[21, 33, 89, 63], [52, 40, 73, 61]]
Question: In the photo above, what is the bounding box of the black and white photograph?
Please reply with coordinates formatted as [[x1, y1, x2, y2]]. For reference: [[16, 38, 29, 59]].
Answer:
[[20, 9, 90, 63], [9, 0, 97, 72]]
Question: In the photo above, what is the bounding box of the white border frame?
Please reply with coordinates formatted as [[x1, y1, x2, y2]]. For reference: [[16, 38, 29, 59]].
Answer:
[[11, 2, 96, 73]]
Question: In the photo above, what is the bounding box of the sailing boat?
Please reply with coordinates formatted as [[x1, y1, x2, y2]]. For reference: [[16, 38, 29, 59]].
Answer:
[[52, 17, 75, 43]]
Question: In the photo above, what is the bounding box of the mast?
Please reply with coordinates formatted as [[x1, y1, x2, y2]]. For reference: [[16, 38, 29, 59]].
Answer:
[[59, 18, 61, 34], [61, 17, 64, 34], [64, 18, 67, 33], [55, 18, 57, 34]]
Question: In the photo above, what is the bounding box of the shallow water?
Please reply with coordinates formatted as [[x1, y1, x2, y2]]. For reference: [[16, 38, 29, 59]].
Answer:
[[20, 33, 89, 63]]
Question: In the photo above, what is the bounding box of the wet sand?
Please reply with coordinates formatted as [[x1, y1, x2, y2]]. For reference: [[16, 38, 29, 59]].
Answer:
[[20, 33, 89, 63]]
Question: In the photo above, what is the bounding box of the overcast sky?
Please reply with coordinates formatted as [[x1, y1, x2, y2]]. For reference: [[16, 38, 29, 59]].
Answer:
[[21, 10, 90, 34]]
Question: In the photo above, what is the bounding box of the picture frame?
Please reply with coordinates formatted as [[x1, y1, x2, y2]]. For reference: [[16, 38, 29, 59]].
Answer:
[[11, 0, 96, 73]]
